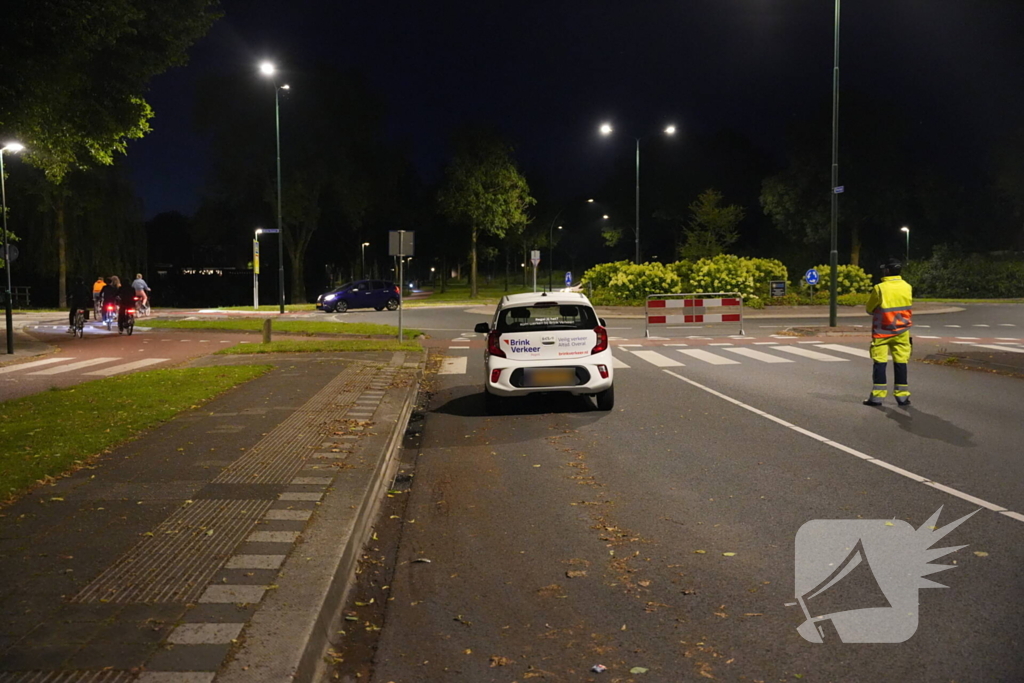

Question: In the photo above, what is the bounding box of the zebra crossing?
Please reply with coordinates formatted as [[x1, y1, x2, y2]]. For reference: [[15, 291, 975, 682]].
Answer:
[[0, 356, 171, 377], [434, 332, 1024, 375]]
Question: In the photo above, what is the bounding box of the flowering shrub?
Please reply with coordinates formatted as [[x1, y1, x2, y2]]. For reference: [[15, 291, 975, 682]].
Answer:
[[747, 258, 788, 297], [580, 260, 632, 290], [811, 264, 873, 295], [689, 255, 759, 300], [606, 262, 684, 301]]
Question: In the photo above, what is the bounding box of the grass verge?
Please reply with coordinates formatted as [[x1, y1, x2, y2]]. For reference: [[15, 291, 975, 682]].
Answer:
[[216, 339, 421, 354], [915, 298, 1024, 304], [218, 304, 318, 311], [144, 318, 422, 339], [404, 283, 535, 307], [0, 365, 271, 502]]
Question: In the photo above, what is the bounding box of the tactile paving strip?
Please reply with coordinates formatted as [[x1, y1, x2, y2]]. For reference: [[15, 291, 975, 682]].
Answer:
[[72, 499, 272, 604], [0, 674, 135, 683], [213, 364, 380, 484]]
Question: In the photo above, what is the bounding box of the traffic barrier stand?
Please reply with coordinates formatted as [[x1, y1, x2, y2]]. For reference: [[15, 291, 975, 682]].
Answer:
[[645, 292, 744, 337]]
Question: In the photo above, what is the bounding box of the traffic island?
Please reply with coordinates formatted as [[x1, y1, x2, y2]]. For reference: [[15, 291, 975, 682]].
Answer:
[[0, 349, 424, 682]]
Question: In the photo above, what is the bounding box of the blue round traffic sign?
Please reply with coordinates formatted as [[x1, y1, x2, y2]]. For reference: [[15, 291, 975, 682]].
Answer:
[[805, 268, 820, 285]]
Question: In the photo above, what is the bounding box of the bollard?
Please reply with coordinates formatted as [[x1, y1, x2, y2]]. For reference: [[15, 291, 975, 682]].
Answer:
[[262, 318, 272, 343]]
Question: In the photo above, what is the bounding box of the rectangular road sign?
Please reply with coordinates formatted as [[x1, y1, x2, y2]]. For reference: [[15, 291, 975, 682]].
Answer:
[[253, 240, 260, 275], [389, 230, 415, 256], [530, 249, 540, 267]]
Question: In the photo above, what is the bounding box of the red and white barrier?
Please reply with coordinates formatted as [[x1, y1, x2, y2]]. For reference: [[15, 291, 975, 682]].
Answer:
[[645, 293, 744, 336]]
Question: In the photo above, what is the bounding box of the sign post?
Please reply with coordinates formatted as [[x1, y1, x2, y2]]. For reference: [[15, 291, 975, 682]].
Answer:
[[564, 271, 572, 289], [253, 239, 260, 310], [389, 230, 415, 342], [530, 250, 540, 292], [805, 267, 820, 300]]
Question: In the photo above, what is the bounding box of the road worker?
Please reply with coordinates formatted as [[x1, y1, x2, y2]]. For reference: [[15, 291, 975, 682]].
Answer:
[[864, 258, 913, 407]]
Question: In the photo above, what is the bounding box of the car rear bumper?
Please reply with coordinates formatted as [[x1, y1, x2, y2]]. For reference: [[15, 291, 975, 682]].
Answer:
[[485, 353, 613, 397]]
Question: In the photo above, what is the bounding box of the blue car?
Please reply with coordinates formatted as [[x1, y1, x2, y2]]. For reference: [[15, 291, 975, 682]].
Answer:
[[316, 280, 401, 313]]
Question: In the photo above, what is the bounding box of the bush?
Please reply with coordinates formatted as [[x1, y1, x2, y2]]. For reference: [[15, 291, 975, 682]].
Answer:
[[747, 258, 789, 298], [580, 260, 632, 290], [837, 292, 870, 307], [903, 247, 1024, 298], [667, 260, 694, 287], [811, 264, 873, 296], [606, 262, 684, 302], [689, 255, 759, 300]]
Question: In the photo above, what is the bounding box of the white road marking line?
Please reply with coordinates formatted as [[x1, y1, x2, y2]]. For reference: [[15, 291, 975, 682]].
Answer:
[[447, 346, 469, 350], [662, 370, 1020, 521], [686, 336, 712, 339], [677, 349, 740, 365], [995, 338, 1021, 341], [997, 323, 1016, 327], [753, 342, 777, 345], [612, 356, 631, 369], [647, 336, 668, 340], [952, 341, 976, 345], [609, 337, 625, 340], [770, 346, 848, 362], [199, 340, 210, 343], [973, 324, 990, 327], [28, 357, 121, 375], [220, 341, 232, 343], [439, 357, 468, 374], [83, 358, 170, 376], [916, 324, 931, 328], [728, 335, 751, 339], [0, 357, 72, 374], [971, 344, 1024, 354], [723, 347, 794, 364], [916, 335, 941, 339], [993, 342, 1024, 345], [708, 343, 733, 346], [955, 337, 981, 340], [816, 343, 872, 359], [770, 335, 791, 339], [619, 344, 642, 347], [630, 350, 684, 367], [797, 340, 824, 344], [452, 338, 470, 342], [663, 343, 689, 347], [945, 325, 962, 328]]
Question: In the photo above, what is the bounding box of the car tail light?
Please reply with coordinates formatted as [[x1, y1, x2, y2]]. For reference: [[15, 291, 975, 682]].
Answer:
[[392, 285, 400, 294], [490, 368, 502, 383], [592, 326, 608, 354], [597, 364, 609, 379], [487, 330, 506, 358]]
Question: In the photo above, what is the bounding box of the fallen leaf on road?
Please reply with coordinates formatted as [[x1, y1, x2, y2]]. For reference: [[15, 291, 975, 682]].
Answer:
[[412, 558, 431, 563], [974, 551, 989, 557], [638, 580, 651, 587], [630, 667, 649, 674], [744, 613, 764, 617], [463, 648, 472, 654], [722, 552, 736, 557], [694, 550, 706, 554], [566, 570, 587, 578], [489, 655, 512, 667]]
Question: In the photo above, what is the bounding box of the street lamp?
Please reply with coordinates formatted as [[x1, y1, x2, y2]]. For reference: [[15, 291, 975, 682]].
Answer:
[[828, 0, 841, 327], [600, 122, 676, 264], [361, 242, 370, 279], [259, 60, 288, 314], [900, 226, 910, 263], [1, 142, 25, 354]]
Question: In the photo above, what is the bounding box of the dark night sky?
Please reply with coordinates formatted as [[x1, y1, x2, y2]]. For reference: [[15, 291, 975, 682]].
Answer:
[[127, 0, 1024, 219]]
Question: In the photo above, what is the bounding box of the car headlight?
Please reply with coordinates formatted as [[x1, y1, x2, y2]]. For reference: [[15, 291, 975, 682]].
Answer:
[[324, 293, 337, 301]]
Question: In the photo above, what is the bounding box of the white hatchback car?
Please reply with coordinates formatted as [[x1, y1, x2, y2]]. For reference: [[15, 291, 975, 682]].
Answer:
[[474, 292, 615, 413]]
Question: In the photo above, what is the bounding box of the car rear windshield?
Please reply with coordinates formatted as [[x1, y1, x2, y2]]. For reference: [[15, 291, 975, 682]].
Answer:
[[496, 304, 598, 332]]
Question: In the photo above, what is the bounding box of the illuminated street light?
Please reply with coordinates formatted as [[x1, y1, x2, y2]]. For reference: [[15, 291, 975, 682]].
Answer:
[[258, 60, 287, 313], [598, 122, 677, 263], [361, 241, 370, 279], [602, 214, 609, 220], [901, 226, 910, 263], [2, 142, 26, 353]]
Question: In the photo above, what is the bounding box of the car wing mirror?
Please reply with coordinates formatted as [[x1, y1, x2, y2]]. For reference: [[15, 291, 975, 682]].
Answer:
[[474, 322, 490, 334], [599, 318, 607, 327]]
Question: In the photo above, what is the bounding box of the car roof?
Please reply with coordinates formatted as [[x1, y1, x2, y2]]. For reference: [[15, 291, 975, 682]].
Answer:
[[497, 291, 593, 309]]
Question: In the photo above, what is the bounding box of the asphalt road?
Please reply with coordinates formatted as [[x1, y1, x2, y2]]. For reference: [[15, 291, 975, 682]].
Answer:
[[369, 309, 1024, 682]]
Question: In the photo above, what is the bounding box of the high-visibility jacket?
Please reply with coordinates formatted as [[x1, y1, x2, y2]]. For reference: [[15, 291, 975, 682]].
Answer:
[[92, 279, 106, 294], [866, 275, 913, 339]]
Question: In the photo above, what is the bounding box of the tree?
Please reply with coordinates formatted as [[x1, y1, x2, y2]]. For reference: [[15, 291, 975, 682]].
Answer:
[[0, 0, 220, 304], [673, 189, 744, 260], [438, 130, 535, 298]]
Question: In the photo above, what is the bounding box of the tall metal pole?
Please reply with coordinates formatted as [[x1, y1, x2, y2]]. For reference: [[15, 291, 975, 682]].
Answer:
[[1, 152, 13, 354], [397, 232, 405, 342], [828, 0, 841, 328], [905, 230, 910, 263], [635, 139, 641, 264], [253, 236, 260, 310], [274, 85, 285, 315]]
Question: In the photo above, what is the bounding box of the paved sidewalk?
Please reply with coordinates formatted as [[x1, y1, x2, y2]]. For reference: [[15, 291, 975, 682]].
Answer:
[[0, 350, 423, 681], [462, 302, 963, 319]]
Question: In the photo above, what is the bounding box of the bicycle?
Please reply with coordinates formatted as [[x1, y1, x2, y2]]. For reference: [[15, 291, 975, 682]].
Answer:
[[120, 299, 138, 336], [72, 308, 87, 338]]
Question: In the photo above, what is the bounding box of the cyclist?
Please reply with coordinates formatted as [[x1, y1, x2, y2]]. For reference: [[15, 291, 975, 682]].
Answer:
[[67, 277, 92, 333], [100, 276, 120, 326], [116, 277, 137, 334], [92, 276, 106, 316], [131, 273, 151, 314]]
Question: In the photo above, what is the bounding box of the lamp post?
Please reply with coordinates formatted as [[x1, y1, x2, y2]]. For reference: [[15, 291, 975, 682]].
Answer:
[[259, 61, 289, 314], [253, 228, 263, 310], [600, 123, 676, 264], [828, 0, 841, 327], [361, 242, 370, 279], [1, 142, 25, 355], [901, 226, 910, 263]]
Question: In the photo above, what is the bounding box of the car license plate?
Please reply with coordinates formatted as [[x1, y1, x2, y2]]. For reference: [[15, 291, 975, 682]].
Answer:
[[526, 367, 575, 387]]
